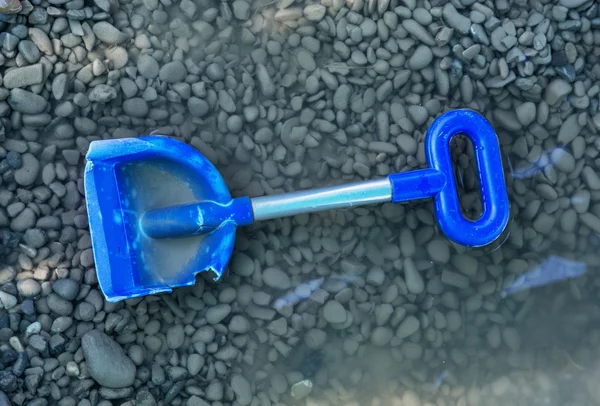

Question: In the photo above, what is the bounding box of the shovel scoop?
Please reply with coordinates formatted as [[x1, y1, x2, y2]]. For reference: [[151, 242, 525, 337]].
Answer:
[[84, 109, 510, 302]]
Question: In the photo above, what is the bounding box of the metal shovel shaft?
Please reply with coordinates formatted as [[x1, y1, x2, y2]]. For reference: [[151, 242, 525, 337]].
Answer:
[[251, 169, 446, 221]]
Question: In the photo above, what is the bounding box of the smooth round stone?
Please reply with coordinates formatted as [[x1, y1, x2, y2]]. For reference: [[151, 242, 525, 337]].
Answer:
[[371, 327, 394, 346], [351, 50, 367, 65], [137, 54, 159, 79], [205, 63, 225, 81], [16, 279, 41, 298], [427, 238, 450, 263], [262, 267, 291, 289], [159, 60, 187, 83], [296, 50, 316, 72], [14, 153, 39, 186], [188, 97, 210, 117], [232, 0, 250, 20], [122, 98, 148, 117], [323, 300, 347, 324], [396, 315, 420, 338], [226, 115, 243, 133]]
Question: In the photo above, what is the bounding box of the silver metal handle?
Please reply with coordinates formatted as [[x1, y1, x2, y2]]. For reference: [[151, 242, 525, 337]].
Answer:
[[250, 178, 393, 221]]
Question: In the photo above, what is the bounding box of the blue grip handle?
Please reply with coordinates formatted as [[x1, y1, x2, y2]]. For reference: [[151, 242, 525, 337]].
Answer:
[[397, 109, 508, 247]]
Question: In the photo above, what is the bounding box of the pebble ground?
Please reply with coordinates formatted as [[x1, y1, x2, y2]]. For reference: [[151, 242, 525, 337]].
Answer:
[[1, 0, 600, 404]]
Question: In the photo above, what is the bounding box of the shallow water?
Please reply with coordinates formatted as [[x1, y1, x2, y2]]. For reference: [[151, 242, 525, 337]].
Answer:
[[2, 0, 599, 403], [119, 159, 207, 284]]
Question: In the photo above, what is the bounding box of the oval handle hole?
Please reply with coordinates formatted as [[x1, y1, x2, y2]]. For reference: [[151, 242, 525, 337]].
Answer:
[[450, 134, 483, 222]]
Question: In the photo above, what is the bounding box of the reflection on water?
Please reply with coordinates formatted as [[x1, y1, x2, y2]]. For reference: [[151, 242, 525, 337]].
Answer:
[[501, 256, 586, 298]]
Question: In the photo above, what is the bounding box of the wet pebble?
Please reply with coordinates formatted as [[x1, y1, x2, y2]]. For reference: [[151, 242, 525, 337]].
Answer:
[[82, 330, 136, 388]]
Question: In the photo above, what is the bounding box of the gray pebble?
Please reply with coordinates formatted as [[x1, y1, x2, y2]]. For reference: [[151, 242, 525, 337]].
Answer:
[[218, 90, 236, 113], [16, 279, 40, 298], [296, 50, 316, 72], [92, 21, 128, 44], [8, 89, 47, 114], [231, 374, 252, 406], [166, 325, 184, 349], [396, 315, 420, 339], [18, 40, 40, 63], [205, 63, 224, 81], [205, 304, 231, 324], [10, 208, 36, 232], [323, 300, 347, 324], [402, 19, 436, 46], [88, 84, 117, 103], [137, 54, 159, 79], [52, 278, 79, 300], [188, 97, 210, 117], [3, 64, 44, 89], [442, 4, 471, 34], [232, 0, 250, 20], [82, 330, 136, 388], [256, 64, 275, 97], [122, 98, 149, 118], [408, 45, 433, 70], [14, 153, 39, 186], [262, 267, 291, 289], [159, 61, 187, 83], [545, 78, 572, 106]]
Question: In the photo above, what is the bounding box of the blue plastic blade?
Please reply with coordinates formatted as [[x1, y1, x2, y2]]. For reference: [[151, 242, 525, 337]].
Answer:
[[84, 136, 237, 302]]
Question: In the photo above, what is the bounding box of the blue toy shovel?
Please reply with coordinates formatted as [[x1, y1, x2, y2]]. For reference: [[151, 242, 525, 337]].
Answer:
[[84, 109, 510, 302]]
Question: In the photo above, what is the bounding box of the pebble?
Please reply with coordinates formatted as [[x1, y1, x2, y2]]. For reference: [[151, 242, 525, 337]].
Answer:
[[396, 315, 420, 339], [16, 279, 40, 298], [8, 89, 47, 114], [408, 45, 433, 70], [228, 315, 251, 334], [557, 114, 580, 145], [122, 98, 149, 117], [52, 279, 79, 300], [81, 330, 136, 388], [188, 97, 210, 117], [232, 0, 250, 20], [167, 325, 184, 349], [0, 292, 16, 309], [442, 3, 471, 34], [159, 61, 187, 83], [427, 239, 450, 263], [296, 50, 316, 72], [404, 258, 424, 294], [559, 0, 589, 7], [371, 327, 394, 346], [231, 375, 252, 405], [14, 153, 39, 186], [205, 304, 231, 324], [323, 300, 347, 324], [256, 64, 275, 97], [92, 21, 128, 44], [3, 64, 44, 89], [304, 4, 325, 21], [137, 54, 159, 79], [515, 102, 536, 126], [304, 329, 327, 349], [89, 85, 117, 103], [262, 267, 291, 289], [544, 79, 572, 106]]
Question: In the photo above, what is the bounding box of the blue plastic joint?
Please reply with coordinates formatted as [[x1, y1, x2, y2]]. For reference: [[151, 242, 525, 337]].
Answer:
[[141, 197, 254, 239]]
